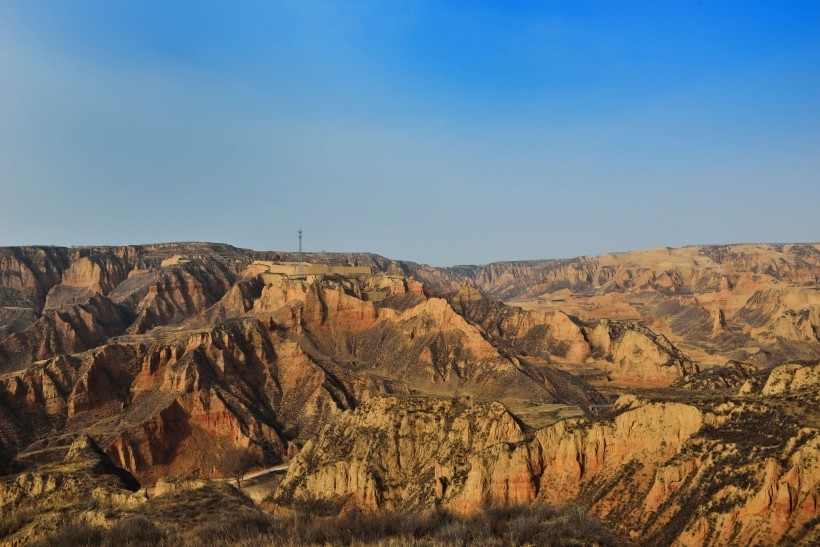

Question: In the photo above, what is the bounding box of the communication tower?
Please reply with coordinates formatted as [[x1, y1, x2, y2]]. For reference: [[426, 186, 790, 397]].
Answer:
[[297, 229, 304, 275]]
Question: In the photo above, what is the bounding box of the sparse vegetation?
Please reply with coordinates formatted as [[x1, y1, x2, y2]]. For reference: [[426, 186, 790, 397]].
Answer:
[[2, 243, 818, 546], [217, 446, 255, 488], [0, 506, 35, 538], [30, 503, 621, 546]]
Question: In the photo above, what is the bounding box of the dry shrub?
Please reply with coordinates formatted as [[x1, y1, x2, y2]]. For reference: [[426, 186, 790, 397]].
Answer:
[[283, 503, 621, 546], [105, 515, 165, 546], [178, 511, 277, 545], [0, 506, 35, 538], [25, 502, 622, 546], [30, 522, 103, 547]]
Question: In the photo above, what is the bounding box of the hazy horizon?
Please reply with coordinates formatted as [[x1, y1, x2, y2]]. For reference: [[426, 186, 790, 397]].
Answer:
[[3, 239, 819, 269], [1, 1, 818, 265]]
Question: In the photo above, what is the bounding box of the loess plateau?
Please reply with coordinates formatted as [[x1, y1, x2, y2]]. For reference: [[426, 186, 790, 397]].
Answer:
[[0, 242, 818, 546]]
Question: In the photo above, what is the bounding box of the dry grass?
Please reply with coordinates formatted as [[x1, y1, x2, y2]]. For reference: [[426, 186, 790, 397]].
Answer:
[[26, 503, 623, 547]]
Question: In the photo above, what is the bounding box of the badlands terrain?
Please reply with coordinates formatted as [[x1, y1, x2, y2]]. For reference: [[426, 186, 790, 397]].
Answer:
[[0, 242, 818, 545]]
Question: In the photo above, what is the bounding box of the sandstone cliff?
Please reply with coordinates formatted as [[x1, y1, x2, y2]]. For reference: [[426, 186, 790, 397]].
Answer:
[[446, 243, 820, 367], [0, 434, 144, 545], [1, 316, 403, 482], [455, 244, 820, 300], [274, 396, 525, 512], [450, 284, 697, 387], [1, 242, 817, 545], [272, 390, 820, 546], [0, 294, 131, 374]]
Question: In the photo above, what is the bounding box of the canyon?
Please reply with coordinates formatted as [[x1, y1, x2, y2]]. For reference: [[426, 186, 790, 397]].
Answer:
[[0, 242, 818, 545]]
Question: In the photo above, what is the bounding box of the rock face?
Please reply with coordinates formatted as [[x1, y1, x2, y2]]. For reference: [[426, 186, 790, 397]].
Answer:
[[671, 360, 758, 390], [0, 294, 131, 373], [0, 266, 621, 483], [1, 317, 394, 482], [0, 245, 253, 373], [446, 243, 820, 367], [273, 395, 702, 517], [1, 242, 817, 546], [273, 392, 820, 546], [450, 285, 697, 386], [0, 434, 145, 545], [760, 361, 820, 396], [274, 396, 525, 512], [0, 247, 70, 311], [109, 258, 236, 334]]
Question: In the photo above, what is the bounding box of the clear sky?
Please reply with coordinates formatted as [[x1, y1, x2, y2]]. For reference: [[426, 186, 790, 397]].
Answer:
[[1, 1, 818, 265]]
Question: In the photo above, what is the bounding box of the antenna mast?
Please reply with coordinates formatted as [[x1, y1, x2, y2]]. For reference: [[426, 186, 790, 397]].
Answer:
[[297, 229, 304, 275]]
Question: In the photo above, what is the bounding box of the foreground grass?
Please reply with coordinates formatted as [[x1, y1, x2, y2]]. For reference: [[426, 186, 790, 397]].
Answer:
[[29, 504, 623, 546]]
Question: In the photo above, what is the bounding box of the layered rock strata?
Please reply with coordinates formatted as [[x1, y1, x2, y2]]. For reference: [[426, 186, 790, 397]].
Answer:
[[273, 388, 820, 546]]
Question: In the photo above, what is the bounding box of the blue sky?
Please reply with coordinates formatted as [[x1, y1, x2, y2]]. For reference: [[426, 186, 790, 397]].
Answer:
[[1, 1, 818, 265]]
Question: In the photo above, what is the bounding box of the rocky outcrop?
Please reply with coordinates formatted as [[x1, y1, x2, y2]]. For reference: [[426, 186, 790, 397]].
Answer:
[[273, 396, 525, 512], [445, 244, 820, 368], [733, 287, 820, 342], [451, 285, 697, 387], [203, 274, 603, 406], [664, 402, 820, 546], [0, 434, 145, 545], [443, 396, 705, 515], [586, 318, 697, 385], [0, 247, 70, 311], [273, 394, 704, 516], [0, 245, 272, 370], [42, 255, 130, 310], [671, 361, 758, 390], [110, 258, 237, 334], [0, 294, 131, 373], [0, 312, 405, 482], [760, 361, 820, 395], [453, 244, 820, 301], [272, 394, 820, 546]]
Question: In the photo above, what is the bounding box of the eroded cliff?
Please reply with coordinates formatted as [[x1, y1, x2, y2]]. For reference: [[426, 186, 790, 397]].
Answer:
[[1, 242, 817, 546], [273, 371, 820, 546]]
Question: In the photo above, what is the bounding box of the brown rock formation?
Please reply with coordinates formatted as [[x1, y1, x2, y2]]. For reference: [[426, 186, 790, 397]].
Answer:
[[0, 317, 394, 482], [0, 434, 144, 545], [459, 244, 820, 301], [451, 284, 697, 387], [0, 247, 70, 311], [760, 361, 820, 396], [1, 241, 817, 545], [273, 396, 526, 512], [273, 392, 820, 546], [110, 258, 236, 334], [671, 360, 758, 390], [0, 266, 615, 486], [5, 242, 816, 372], [0, 294, 131, 373], [450, 243, 820, 367]]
